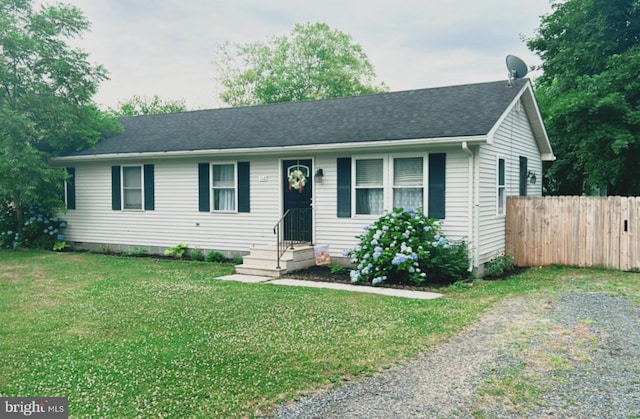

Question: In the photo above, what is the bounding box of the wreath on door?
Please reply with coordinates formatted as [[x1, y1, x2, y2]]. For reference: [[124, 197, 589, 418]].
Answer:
[[288, 168, 307, 193]]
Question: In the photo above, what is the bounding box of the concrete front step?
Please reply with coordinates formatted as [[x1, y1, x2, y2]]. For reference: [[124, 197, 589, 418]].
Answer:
[[248, 244, 314, 259], [234, 264, 286, 278], [235, 243, 316, 277]]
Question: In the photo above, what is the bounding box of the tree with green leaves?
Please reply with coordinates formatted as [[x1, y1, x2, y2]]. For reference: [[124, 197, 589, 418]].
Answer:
[[0, 0, 120, 230], [214, 22, 387, 107], [528, 0, 640, 195], [112, 94, 186, 116]]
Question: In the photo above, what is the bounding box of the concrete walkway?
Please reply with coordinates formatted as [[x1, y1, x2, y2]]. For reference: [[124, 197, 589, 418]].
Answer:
[[217, 274, 442, 300]]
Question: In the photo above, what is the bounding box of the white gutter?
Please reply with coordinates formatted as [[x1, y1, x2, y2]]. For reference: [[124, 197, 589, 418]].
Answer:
[[462, 141, 476, 271], [51, 135, 488, 162]]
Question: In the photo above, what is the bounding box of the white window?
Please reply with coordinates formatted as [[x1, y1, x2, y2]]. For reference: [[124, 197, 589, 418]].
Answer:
[[355, 158, 384, 215], [393, 157, 424, 210], [122, 166, 143, 210], [212, 163, 236, 211], [498, 158, 506, 216]]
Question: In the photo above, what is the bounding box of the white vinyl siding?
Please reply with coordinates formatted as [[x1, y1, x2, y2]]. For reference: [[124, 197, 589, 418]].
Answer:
[[477, 100, 543, 264], [59, 157, 280, 254]]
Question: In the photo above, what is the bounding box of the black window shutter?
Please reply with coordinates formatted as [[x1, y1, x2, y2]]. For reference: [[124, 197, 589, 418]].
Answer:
[[237, 162, 250, 213], [519, 156, 528, 196], [198, 163, 210, 212], [337, 157, 352, 218], [66, 167, 76, 210], [111, 166, 121, 210], [144, 164, 155, 210], [428, 153, 446, 219]]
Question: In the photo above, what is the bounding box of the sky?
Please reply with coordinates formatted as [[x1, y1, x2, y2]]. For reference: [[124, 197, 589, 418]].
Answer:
[[49, 0, 555, 110]]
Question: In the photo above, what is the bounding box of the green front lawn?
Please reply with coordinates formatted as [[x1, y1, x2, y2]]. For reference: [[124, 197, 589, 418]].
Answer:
[[0, 251, 638, 417]]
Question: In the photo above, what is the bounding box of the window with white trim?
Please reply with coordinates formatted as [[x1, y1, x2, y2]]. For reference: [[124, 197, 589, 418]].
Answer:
[[355, 158, 384, 215], [122, 166, 143, 210], [212, 163, 236, 211], [393, 157, 424, 210], [498, 158, 506, 215]]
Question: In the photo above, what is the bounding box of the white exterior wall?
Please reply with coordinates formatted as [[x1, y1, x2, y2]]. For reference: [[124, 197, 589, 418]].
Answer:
[[476, 100, 543, 264], [62, 146, 473, 260], [63, 155, 285, 254]]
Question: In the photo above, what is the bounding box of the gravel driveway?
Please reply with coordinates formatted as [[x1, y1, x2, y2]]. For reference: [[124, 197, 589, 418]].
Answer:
[[273, 291, 640, 418]]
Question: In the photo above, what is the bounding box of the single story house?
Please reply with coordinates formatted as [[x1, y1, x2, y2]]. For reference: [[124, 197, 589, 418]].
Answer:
[[53, 78, 554, 274]]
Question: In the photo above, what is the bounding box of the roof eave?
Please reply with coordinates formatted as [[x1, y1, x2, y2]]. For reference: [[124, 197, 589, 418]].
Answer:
[[51, 135, 489, 162], [486, 80, 556, 160]]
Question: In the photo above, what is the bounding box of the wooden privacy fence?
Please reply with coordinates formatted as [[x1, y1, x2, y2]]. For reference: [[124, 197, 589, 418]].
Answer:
[[506, 196, 640, 271]]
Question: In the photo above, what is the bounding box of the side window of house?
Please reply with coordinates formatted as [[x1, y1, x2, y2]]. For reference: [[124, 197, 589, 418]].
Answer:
[[212, 163, 236, 211], [355, 158, 384, 215], [111, 165, 154, 211], [498, 158, 506, 215], [122, 166, 143, 210], [65, 167, 76, 210], [519, 156, 528, 196], [393, 157, 423, 210], [198, 162, 250, 213]]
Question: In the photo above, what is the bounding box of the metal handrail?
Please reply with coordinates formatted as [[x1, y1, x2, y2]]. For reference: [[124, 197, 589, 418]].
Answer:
[[273, 209, 290, 269], [273, 208, 311, 269]]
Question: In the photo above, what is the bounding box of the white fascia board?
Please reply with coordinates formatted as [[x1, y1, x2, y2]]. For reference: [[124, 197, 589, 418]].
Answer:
[[51, 135, 488, 162], [522, 89, 556, 160], [541, 152, 556, 162], [486, 82, 556, 161]]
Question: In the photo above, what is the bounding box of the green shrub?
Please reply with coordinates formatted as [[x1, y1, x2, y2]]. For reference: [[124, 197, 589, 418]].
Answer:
[[231, 257, 244, 265], [52, 240, 68, 252], [0, 204, 67, 250], [330, 265, 346, 275], [485, 252, 516, 277], [123, 247, 149, 257], [190, 248, 205, 261], [205, 251, 226, 263], [344, 208, 469, 285], [164, 243, 188, 259], [428, 239, 470, 283]]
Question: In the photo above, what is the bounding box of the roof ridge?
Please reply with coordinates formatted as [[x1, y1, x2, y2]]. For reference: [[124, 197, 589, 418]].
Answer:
[[118, 78, 528, 119]]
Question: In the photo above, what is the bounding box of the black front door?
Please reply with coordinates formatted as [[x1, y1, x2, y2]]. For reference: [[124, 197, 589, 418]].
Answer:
[[283, 159, 312, 242]]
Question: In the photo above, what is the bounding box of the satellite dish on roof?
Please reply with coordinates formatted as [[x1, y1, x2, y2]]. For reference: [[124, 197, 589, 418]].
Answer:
[[506, 54, 528, 84]]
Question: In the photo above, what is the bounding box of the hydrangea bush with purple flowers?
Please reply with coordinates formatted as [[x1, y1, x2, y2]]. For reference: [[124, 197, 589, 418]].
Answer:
[[0, 204, 67, 250], [344, 208, 469, 285]]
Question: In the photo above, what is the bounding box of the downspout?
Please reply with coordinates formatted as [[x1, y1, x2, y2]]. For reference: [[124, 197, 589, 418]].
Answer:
[[462, 141, 475, 272]]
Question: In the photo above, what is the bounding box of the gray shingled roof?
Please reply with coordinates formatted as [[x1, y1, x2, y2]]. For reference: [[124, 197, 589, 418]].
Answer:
[[69, 78, 528, 156]]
